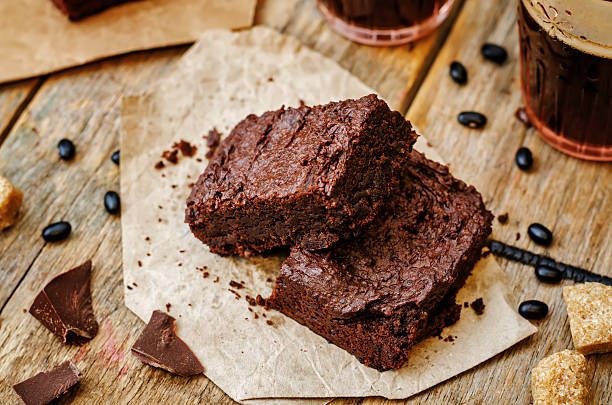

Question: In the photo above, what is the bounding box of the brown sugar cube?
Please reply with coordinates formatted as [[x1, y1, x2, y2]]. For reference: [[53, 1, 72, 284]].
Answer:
[[563, 282, 612, 355], [0, 176, 23, 230], [531, 350, 590, 405]]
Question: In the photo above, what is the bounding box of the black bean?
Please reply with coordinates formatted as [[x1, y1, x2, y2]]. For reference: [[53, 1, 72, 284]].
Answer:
[[515, 147, 533, 170], [449, 61, 468, 85], [104, 191, 120, 215], [58, 139, 75, 161], [457, 112, 487, 129], [42, 221, 71, 242], [528, 223, 553, 246], [481, 43, 508, 64], [111, 150, 120, 165], [535, 265, 563, 284], [518, 300, 548, 320]]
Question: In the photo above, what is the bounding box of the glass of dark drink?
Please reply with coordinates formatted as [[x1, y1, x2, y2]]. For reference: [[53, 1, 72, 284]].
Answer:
[[317, 0, 455, 46], [518, 0, 612, 161]]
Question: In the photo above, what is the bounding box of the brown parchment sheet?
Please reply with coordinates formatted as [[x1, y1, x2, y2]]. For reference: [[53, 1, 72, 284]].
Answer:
[[0, 0, 255, 84], [120, 26, 537, 403]]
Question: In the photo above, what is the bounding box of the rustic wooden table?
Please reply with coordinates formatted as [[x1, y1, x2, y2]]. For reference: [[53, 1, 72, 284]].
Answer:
[[0, 0, 610, 403]]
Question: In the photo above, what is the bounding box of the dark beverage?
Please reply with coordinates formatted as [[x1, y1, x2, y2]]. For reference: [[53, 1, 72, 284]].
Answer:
[[317, 0, 454, 46], [518, 0, 612, 161]]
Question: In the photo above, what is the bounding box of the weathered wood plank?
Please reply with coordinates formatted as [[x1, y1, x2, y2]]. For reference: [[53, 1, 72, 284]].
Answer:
[[0, 78, 43, 145], [0, 1, 467, 404], [404, 0, 612, 403]]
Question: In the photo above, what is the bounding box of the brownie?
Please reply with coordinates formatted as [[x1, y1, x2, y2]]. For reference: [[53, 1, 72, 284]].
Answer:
[[50, 0, 131, 20], [267, 150, 493, 371], [186, 95, 417, 256]]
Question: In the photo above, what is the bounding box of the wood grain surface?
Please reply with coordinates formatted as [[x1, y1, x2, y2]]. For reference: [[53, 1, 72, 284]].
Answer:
[[0, 0, 609, 404]]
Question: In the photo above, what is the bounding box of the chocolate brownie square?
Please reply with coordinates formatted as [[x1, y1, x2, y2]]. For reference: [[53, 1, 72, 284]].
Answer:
[[186, 95, 417, 256], [267, 150, 493, 371], [51, 0, 131, 20]]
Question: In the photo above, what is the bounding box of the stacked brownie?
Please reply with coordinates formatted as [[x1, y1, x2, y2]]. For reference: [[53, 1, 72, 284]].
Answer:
[[186, 94, 493, 371]]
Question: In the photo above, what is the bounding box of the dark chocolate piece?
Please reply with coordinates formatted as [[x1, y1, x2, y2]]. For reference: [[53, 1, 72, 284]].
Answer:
[[29, 260, 98, 345], [13, 361, 81, 405], [50, 0, 132, 20], [268, 150, 493, 371], [186, 94, 417, 256], [131, 310, 204, 377]]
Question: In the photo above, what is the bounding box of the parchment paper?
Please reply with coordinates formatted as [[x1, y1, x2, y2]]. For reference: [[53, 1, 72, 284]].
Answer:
[[0, 0, 255, 84], [120, 26, 537, 403]]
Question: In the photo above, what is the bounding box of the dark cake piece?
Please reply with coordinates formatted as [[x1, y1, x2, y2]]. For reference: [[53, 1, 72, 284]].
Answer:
[[51, 0, 131, 20], [267, 150, 493, 371], [186, 94, 416, 256]]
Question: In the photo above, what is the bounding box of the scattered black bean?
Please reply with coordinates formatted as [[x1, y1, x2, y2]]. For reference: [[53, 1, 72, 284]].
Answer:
[[57, 139, 75, 161], [515, 147, 533, 170], [42, 221, 71, 242], [111, 150, 120, 165], [449, 61, 468, 85], [104, 191, 120, 215], [518, 300, 548, 320], [535, 265, 563, 284], [528, 223, 553, 246], [457, 112, 487, 129], [481, 43, 508, 64]]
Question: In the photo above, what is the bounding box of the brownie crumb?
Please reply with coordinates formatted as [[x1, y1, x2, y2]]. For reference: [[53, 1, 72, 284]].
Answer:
[[165, 303, 171, 312], [203, 272, 209, 278], [196, 158, 203, 163], [173, 140, 197, 157], [516, 232, 521, 241], [266, 278, 273, 283], [255, 295, 265, 306], [254, 313, 259, 319], [177, 263, 182, 267], [146, 253, 151, 256], [463, 302, 469, 308], [158, 205, 163, 209], [247, 307, 253, 312], [497, 212, 509, 224], [267, 77, 274, 82], [154, 161, 165, 170], [179, 250, 185, 253], [228, 289, 241, 300], [133, 282, 138, 287], [245, 296, 257, 306], [262, 313, 267, 318], [299, 99, 306, 107], [171, 184, 177, 189], [229, 280, 244, 289], [137, 260, 142, 267], [515, 107, 532, 128], [470, 298, 485, 315], [266, 320, 273, 326], [443, 335, 456, 342], [162, 149, 179, 164], [161, 173, 166, 178], [188, 182, 195, 188], [145, 236, 150, 242], [127, 285, 133, 290], [213, 276, 219, 283], [205, 128, 222, 159]]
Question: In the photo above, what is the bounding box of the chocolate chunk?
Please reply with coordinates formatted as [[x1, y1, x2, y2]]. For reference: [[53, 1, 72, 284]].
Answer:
[[470, 298, 485, 315], [154, 161, 165, 170], [497, 212, 509, 224], [229, 280, 244, 289], [131, 310, 204, 377], [29, 260, 98, 345], [13, 361, 81, 405]]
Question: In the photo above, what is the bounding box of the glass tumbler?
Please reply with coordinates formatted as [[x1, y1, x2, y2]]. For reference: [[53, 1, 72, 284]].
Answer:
[[317, 0, 455, 46], [518, 0, 612, 161]]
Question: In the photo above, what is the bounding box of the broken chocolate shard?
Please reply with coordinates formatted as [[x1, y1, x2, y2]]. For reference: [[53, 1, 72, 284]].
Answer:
[[29, 260, 98, 345], [13, 361, 81, 405], [131, 310, 204, 377]]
